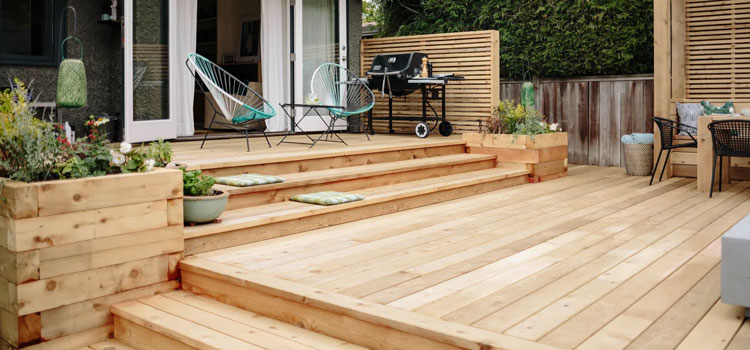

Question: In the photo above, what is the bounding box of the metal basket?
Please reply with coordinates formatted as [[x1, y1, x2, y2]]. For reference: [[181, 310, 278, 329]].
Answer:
[[623, 143, 654, 176]]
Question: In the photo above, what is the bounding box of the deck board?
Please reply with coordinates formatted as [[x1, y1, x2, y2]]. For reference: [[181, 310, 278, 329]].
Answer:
[[195, 166, 750, 350]]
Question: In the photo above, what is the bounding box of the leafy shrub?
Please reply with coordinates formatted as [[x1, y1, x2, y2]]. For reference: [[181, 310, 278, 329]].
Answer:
[[483, 100, 558, 136], [0, 80, 171, 182], [183, 169, 216, 196], [143, 139, 173, 167], [375, 0, 653, 78], [0, 81, 65, 182]]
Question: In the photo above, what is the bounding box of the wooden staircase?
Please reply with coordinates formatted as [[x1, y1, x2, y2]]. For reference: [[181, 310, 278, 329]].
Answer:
[[109, 140, 539, 350], [183, 141, 529, 255]]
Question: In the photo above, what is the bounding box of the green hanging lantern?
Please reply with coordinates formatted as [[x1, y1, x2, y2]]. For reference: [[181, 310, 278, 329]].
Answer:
[[57, 36, 87, 108], [521, 81, 535, 107]]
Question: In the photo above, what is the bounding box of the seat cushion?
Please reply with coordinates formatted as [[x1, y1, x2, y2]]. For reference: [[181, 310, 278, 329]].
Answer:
[[215, 174, 285, 187], [290, 191, 365, 206], [676, 102, 702, 135]]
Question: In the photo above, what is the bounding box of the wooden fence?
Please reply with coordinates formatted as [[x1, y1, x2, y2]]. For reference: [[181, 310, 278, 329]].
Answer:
[[360, 30, 499, 134], [500, 75, 654, 167]]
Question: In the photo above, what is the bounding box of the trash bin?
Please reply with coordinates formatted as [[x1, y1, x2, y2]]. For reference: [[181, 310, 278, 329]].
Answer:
[[621, 134, 654, 176]]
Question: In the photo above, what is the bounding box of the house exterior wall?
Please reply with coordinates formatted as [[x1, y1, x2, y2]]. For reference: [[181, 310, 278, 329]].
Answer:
[[347, 0, 362, 132], [0, 0, 124, 140]]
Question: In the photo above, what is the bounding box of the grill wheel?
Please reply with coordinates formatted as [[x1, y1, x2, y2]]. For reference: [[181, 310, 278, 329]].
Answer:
[[415, 123, 430, 138]]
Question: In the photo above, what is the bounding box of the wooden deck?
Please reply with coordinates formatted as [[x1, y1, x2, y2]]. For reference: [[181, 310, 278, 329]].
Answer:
[[172, 133, 461, 168], [182, 165, 750, 350]]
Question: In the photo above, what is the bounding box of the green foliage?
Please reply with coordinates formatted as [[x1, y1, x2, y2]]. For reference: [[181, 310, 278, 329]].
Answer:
[[143, 138, 173, 167], [0, 80, 65, 182], [57, 116, 114, 179], [483, 100, 558, 136], [377, 0, 653, 78], [183, 169, 216, 196], [363, 0, 381, 23]]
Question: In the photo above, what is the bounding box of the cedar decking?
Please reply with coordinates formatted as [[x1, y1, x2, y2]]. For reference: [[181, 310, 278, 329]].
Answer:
[[181, 165, 750, 350]]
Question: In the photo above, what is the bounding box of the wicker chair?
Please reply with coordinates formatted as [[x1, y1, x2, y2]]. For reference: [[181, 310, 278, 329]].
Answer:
[[185, 53, 275, 152], [651, 117, 698, 185], [707, 120, 750, 197]]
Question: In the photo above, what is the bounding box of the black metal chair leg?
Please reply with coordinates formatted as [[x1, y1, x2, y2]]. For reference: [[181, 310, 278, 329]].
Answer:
[[659, 149, 671, 182], [263, 131, 272, 148], [719, 156, 723, 192], [650, 149, 663, 185], [710, 153, 717, 198], [201, 112, 218, 149], [244, 128, 250, 152]]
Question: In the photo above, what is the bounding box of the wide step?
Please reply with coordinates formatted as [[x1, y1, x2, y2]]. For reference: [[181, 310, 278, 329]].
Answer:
[[184, 167, 529, 254], [112, 291, 367, 350], [218, 153, 498, 209]]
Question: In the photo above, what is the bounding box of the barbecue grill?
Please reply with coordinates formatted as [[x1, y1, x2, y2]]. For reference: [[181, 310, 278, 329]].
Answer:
[[367, 52, 427, 97], [365, 52, 464, 138]]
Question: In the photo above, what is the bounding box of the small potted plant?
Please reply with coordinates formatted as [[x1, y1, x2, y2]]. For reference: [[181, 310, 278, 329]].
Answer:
[[143, 138, 186, 169], [182, 169, 228, 224]]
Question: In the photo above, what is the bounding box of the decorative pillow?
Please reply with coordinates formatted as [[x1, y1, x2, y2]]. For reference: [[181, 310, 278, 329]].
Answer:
[[701, 100, 735, 115], [676, 102, 702, 136], [215, 174, 285, 187], [290, 191, 365, 206]]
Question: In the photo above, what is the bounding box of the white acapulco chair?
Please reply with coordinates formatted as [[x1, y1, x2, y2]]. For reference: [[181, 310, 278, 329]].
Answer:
[[310, 63, 375, 145], [186, 53, 276, 152]]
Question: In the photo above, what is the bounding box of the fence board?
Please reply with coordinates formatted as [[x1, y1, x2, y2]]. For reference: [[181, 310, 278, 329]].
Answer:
[[500, 76, 654, 167], [361, 31, 499, 134]]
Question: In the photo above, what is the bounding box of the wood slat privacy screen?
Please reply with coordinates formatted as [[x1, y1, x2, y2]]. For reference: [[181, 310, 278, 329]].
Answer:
[[360, 30, 500, 134], [685, 0, 750, 100]]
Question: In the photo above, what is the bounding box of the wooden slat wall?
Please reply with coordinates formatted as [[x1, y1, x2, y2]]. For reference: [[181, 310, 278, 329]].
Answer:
[[500, 76, 654, 167], [685, 0, 750, 100], [360, 31, 499, 134]]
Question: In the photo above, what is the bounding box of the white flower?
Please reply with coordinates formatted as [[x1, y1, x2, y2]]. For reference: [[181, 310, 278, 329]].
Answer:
[[94, 117, 110, 126], [145, 159, 156, 172], [549, 123, 559, 131], [119, 142, 132, 154], [110, 149, 126, 166]]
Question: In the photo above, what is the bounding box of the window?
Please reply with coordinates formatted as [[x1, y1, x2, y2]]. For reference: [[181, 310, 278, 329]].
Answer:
[[0, 0, 65, 65]]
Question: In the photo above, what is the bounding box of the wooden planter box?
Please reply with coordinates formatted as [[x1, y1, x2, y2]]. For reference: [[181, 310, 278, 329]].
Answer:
[[0, 169, 183, 349], [463, 133, 569, 182]]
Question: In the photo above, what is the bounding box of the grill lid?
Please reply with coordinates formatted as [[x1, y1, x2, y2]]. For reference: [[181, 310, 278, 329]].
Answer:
[[367, 52, 427, 77]]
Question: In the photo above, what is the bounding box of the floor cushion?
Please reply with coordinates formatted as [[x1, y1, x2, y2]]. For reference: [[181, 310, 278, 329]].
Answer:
[[676, 102, 702, 135], [215, 174, 285, 187], [290, 191, 365, 206]]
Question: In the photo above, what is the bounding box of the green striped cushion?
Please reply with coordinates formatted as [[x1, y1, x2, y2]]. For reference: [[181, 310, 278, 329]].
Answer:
[[290, 191, 365, 206], [215, 174, 285, 187]]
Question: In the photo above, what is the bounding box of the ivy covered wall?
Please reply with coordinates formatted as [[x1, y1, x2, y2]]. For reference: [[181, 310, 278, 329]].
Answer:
[[375, 0, 653, 79]]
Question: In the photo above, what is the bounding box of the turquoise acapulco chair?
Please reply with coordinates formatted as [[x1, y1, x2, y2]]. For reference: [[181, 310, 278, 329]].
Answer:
[[311, 63, 375, 145], [186, 53, 276, 151]]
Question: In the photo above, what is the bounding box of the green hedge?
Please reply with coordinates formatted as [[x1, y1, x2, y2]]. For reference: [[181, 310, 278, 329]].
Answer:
[[375, 0, 653, 79]]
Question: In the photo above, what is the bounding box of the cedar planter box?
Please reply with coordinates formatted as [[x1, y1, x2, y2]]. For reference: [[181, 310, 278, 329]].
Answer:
[[463, 133, 569, 182], [0, 169, 184, 349]]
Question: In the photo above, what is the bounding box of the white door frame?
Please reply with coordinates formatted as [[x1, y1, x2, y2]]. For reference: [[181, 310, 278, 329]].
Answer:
[[123, 0, 178, 142], [292, 0, 348, 132]]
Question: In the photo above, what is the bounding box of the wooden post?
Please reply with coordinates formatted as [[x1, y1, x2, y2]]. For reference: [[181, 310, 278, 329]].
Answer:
[[654, 0, 673, 178]]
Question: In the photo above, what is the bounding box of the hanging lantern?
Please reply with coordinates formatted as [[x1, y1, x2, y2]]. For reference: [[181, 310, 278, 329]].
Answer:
[[521, 81, 535, 107], [57, 7, 87, 108]]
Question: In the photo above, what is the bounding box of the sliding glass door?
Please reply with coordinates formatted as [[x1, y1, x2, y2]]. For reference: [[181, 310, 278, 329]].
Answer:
[[124, 0, 177, 142], [294, 0, 347, 132]]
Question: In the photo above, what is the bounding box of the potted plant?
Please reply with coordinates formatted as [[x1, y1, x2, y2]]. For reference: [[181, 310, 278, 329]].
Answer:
[[144, 138, 187, 169], [463, 100, 569, 182], [182, 169, 229, 224]]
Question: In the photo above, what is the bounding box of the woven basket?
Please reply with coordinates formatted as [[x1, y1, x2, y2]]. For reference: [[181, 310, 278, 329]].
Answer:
[[623, 143, 654, 176]]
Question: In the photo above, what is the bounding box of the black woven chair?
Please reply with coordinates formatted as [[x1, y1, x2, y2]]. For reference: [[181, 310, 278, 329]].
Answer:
[[651, 117, 698, 185], [707, 120, 750, 198]]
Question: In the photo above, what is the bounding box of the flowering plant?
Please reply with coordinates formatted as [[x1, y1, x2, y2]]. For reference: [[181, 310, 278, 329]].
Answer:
[[111, 142, 156, 173], [483, 100, 561, 136]]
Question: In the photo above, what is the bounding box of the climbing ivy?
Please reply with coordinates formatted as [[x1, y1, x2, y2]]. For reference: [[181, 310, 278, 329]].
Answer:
[[374, 0, 653, 78]]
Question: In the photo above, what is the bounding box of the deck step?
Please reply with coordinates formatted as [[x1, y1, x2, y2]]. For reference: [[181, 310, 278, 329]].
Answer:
[[186, 139, 467, 177], [184, 167, 529, 255], [178, 257, 561, 350], [217, 153, 498, 209], [111, 291, 368, 350]]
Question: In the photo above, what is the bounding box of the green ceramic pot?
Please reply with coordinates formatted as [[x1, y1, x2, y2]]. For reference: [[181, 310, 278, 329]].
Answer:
[[183, 190, 229, 224]]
